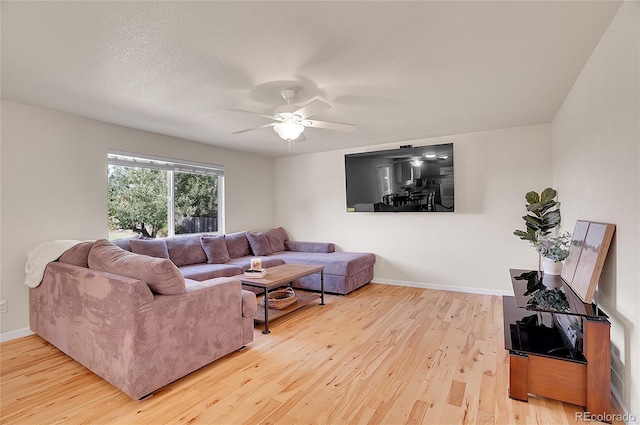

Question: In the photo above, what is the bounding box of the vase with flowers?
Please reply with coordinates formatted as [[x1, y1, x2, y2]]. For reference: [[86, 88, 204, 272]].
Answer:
[[535, 232, 571, 275]]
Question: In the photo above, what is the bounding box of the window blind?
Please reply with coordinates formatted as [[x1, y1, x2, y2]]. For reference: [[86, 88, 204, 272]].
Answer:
[[107, 151, 223, 176]]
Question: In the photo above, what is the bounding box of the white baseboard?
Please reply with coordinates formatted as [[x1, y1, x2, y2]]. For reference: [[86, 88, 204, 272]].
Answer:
[[1, 327, 34, 343], [375, 278, 514, 297]]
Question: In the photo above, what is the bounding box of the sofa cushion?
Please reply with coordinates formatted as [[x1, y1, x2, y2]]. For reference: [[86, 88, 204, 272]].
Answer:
[[200, 236, 231, 264], [110, 235, 145, 251], [130, 239, 170, 259], [178, 263, 242, 281], [88, 239, 186, 295], [264, 227, 288, 253], [270, 251, 376, 276], [165, 235, 207, 266], [246, 232, 273, 256], [58, 241, 95, 268], [285, 240, 335, 253], [293, 267, 374, 295], [226, 256, 285, 272], [225, 231, 251, 258]]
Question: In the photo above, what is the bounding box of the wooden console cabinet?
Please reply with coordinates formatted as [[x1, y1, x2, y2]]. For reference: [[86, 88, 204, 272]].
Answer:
[[503, 269, 611, 419]]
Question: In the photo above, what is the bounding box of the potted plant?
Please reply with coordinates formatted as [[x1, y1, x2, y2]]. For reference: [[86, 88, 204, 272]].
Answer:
[[534, 232, 571, 275], [513, 188, 562, 272], [513, 188, 561, 244]]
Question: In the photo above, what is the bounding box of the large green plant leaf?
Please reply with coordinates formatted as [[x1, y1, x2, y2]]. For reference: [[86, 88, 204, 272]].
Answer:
[[523, 214, 543, 228], [526, 202, 542, 215], [540, 188, 557, 203], [537, 199, 559, 215], [525, 191, 540, 204], [540, 209, 561, 232], [514, 229, 537, 242]]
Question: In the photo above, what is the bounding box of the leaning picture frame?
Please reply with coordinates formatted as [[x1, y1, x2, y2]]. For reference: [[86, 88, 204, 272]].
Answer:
[[562, 220, 616, 303], [560, 221, 589, 286]]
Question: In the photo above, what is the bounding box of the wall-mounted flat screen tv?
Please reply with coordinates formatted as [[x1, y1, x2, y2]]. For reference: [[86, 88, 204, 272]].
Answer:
[[345, 142, 454, 212]]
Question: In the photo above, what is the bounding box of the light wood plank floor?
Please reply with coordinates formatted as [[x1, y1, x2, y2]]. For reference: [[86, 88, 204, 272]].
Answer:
[[1, 283, 621, 424]]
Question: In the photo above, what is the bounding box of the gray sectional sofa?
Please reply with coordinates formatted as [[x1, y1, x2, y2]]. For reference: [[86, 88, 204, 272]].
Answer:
[[114, 227, 376, 295], [28, 227, 375, 399]]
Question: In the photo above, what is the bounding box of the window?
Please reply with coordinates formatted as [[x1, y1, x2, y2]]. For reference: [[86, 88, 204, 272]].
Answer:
[[375, 165, 392, 201], [107, 152, 223, 239]]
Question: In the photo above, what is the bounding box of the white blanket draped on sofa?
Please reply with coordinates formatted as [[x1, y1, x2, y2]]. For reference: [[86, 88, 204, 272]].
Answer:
[[24, 240, 83, 288]]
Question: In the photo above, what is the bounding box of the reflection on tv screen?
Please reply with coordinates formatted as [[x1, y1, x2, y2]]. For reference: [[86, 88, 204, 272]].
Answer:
[[345, 142, 454, 213]]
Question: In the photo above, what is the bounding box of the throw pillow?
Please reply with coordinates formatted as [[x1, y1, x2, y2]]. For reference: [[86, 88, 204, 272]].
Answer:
[[130, 239, 170, 259], [264, 227, 288, 253], [246, 232, 273, 256], [225, 231, 252, 258], [88, 239, 185, 295], [165, 235, 207, 266], [58, 241, 95, 268], [200, 236, 231, 264]]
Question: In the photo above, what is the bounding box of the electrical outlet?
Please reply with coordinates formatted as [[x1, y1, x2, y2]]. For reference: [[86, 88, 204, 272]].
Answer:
[[0, 300, 6, 314]]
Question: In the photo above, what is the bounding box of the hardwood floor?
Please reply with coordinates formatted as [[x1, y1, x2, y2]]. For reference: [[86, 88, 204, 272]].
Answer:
[[1, 283, 621, 424]]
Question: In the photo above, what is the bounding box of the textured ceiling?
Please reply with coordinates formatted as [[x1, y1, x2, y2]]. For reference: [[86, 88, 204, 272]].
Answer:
[[1, 1, 622, 157]]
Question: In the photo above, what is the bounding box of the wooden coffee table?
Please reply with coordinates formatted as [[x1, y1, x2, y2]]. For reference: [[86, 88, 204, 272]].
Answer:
[[233, 264, 325, 334]]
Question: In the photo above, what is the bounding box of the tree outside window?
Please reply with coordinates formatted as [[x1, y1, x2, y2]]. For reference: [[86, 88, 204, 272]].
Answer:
[[174, 172, 218, 235]]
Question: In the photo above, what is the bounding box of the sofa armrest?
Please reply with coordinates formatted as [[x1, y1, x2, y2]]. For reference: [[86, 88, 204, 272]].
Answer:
[[30, 261, 155, 334], [29, 262, 156, 398], [285, 240, 335, 253], [131, 277, 248, 397], [241, 289, 258, 317], [181, 278, 256, 317], [30, 262, 155, 338]]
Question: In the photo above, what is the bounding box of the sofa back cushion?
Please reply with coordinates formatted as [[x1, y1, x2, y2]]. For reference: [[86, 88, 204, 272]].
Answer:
[[58, 241, 95, 268], [130, 239, 170, 259], [88, 239, 186, 295], [225, 231, 251, 258], [111, 235, 145, 251], [200, 236, 231, 264], [165, 235, 207, 266], [246, 232, 273, 256], [264, 227, 288, 253]]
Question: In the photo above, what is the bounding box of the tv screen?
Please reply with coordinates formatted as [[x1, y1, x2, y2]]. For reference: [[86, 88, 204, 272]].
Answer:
[[345, 143, 454, 212]]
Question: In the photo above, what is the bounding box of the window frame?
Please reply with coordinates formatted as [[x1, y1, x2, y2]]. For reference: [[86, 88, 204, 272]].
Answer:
[[107, 150, 225, 237]]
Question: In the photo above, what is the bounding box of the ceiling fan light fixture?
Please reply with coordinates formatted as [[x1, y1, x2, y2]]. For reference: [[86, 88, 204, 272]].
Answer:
[[274, 121, 305, 141], [410, 157, 424, 167], [229, 88, 355, 147]]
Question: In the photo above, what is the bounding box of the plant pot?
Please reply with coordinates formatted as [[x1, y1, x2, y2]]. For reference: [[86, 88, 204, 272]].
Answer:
[[541, 257, 563, 276]]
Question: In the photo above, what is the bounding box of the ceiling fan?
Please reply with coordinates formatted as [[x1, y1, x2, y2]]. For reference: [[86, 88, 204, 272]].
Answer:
[[228, 89, 356, 147]]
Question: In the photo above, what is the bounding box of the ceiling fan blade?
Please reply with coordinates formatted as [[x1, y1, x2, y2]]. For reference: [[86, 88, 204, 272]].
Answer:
[[232, 123, 275, 134], [293, 99, 331, 119], [226, 108, 277, 120], [304, 119, 356, 132]]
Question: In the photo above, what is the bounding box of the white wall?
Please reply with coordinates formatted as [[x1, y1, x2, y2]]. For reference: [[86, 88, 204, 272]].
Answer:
[[552, 0, 639, 416], [0, 100, 275, 336], [275, 124, 553, 293]]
